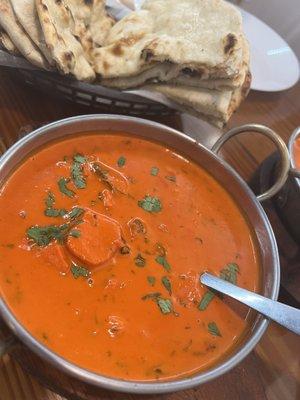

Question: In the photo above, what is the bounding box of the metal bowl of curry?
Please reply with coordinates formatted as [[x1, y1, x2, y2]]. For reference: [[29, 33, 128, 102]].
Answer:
[[0, 115, 288, 394]]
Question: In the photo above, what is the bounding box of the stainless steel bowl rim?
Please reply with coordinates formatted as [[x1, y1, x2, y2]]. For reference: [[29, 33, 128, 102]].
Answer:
[[0, 115, 280, 394]]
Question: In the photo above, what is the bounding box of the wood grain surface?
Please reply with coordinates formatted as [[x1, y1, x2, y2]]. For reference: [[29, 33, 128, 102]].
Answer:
[[0, 68, 299, 400]]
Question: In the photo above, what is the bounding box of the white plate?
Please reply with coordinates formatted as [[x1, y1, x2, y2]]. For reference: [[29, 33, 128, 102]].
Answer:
[[240, 8, 299, 92]]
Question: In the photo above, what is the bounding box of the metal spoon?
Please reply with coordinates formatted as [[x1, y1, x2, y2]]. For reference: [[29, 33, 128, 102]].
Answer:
[[200, 273, 300, 335]]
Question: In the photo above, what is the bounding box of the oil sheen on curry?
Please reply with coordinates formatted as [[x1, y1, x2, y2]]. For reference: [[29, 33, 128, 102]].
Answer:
[[0, 133, 260, 381]]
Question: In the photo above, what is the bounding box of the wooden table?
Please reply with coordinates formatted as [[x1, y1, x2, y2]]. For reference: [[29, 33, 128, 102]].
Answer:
[[0, 68, 299, 400]]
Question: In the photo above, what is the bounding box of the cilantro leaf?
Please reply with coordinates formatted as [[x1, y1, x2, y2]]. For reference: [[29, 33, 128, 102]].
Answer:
[[155, 243, 166, 257], [66, 207, 84, 220], [161, 276, 172, 295], [138, 195, 162, 213], [198, 291, 215, 311], [157, 298, 173, 314], [150, 167, 159, 176], [44, 208, 67, 218], [44, 191, 67, 218], [45, 191, 55, 208], [27, 207, 83, 246], [220, 263, 239, 285], [142, 292, 173, 315], [27, 224, 70, 246], [117, 156, 126, 167], [58, 178, 75, 198], [71, 263, 89, 279], [155, 255, 171, 272], [71, 154, 87, 189], [147, 276, 156, 286], [135, 253, 146, 267], [69, 229, 81, 238], [208, 322, 222, 337], [73, 154, 87, 164]]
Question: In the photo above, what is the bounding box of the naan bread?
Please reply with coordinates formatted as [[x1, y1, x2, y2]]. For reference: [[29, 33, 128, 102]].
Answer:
[[35, 0, 95, 81], [10, 0, 52, 64], [146, 72, 251, 127], [0, 29, 20, 55], [64, 0, 114, 58], [0, 0, 48, 68], [94, 0, 245, 87], [101, 37, 249, 90], [170, 37, 250, 90]]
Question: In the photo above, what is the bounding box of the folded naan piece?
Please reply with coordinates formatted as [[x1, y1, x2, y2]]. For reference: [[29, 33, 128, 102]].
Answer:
[[0, 0, 48, 68], [0, 28, 20, 55], [146, 72, 251, 127], [35, 0, 95, 81], [94, 0, 245, 89], [10, 0, 53, 64], [170, 37, 250, 91], [64, 0, 114, 59]]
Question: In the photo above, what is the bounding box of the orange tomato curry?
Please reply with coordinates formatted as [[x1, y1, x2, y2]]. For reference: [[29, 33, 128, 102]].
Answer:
[[0, 133, 260, 381], [293, 136, 300, 169]]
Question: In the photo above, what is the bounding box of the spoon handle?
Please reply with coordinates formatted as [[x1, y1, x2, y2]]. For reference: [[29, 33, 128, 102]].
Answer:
[[200, 273, 300, 335]]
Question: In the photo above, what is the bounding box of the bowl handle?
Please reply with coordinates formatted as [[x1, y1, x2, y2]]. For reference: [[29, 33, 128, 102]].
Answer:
[[211, 124, 290, 202]]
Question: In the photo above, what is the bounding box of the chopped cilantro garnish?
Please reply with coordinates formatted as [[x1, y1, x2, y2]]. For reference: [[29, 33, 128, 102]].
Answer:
[[198, 291, 215, 311], [147, 276, 156, 286], [208, 322, 221, 337], [45, 191, 55, 208], [27, 224, 70, 246], [157, 298, 173, 314], [45, 208, 67, 218], [66, 207, 84, 220], [161, 276, 172, 295], [44, 191, 67, 218], [58, 178, 75, 198], [220, 263, 239, 285], [71, 263, 89, 279], [155, 243, 166, 257], [150, 167, 159, 176], [138, 195, 162, 213], [197, 263, 239, 311], [27, 208, 83, 246], [71, 154, 87, 189], [155, 255, 171, 272], [69, 229, 81, 238], [73, 154, 87, 164], [142, 292, 173, 315], [117, 156, 126, 167], [135, 253, 146, 267]]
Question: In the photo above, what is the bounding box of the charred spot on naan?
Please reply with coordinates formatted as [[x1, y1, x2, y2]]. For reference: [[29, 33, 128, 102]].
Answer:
[[110, 43, 124, 57], [224, 33, 237, 54], [63, 51, 75, 69], [181, 67, 205, 78], [103, 60, 111, 71], [110, 34, 146, 57]]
